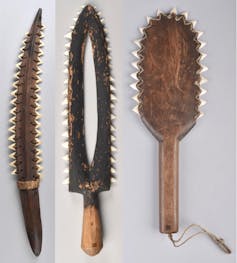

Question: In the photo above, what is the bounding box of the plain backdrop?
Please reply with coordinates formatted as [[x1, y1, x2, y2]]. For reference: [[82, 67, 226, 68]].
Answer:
[[122, 0, 236, 263], [0, 0, 55, 262], [56, 0, 236, 263], [0, 0, 235, 262]]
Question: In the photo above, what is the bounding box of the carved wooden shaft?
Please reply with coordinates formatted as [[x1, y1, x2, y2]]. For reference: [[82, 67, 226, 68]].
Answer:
[[159, 136, 179, 233], [81, 193, 103, 256]]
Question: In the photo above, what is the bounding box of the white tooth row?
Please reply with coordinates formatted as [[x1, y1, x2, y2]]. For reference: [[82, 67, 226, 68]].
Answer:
[[62, 5, 117, 184], [9, 27, 45, 177]]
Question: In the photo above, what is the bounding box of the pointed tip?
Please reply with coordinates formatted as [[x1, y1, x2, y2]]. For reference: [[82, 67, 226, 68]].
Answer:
[[200, 77, 208, 85], [130, 82, 138, 90], [146, 16, 152, 23], [111, 176, 117, 183], [199, 41, 206, 49], [132, 94, 139, 103], [200, 65, 208, 73], [84, 4, 94, 10], [64, 168, 69, 174], [132, 50, 139, 59], [37, 8, 42, 18], [64, 32, 72, 40], [111, 167, 116, 174], [133, 105, 139, 114], [110, 94, 117, 101], [197, 112, 204, 119], [32, 243, 42, 257], [199, 99, 206, 107], [181, 12, 188, 19], [111, 146, 117, 152], [20, 190, 42, 257], [139, 27, 144, 34], [131, 72, 138, 80], [156, 9, 161, 16], [192, 20, 197, 27], [170, 7, 177, 14], [200, 53, 207, 60], [110, 85, 116, 92], [132, 61, 139, 70], [62, 177, 70, 185], [110, 157, 116, 164], [34, 8, 42, 24], [200, 88, 207, 96], [197, 31, 203, 39], [134, 39, 141, 48]]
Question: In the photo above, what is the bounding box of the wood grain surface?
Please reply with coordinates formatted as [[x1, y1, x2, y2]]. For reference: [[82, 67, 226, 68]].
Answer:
[[81, 194, 103, 256], [9, 8, 44, 255], [137, 13, 202, 233]]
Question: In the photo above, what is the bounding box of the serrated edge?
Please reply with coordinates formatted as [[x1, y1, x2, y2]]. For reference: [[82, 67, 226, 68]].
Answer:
[[131, 8, 208, 120], [62, 5, 117, 184], [9, 24, 45, 178]]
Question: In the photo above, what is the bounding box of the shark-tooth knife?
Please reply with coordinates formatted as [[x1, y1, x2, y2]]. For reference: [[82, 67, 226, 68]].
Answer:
[[131, 8, 231, 253], [9, 8, 44, 256], [64, 5, 116, 256]]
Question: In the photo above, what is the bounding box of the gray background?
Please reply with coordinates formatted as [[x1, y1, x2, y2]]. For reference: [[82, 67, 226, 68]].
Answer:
[[56, 0, 236, 263], [122, 0, 236, 263], [0, 0, 55, 262], [0, 0, 235, 262]]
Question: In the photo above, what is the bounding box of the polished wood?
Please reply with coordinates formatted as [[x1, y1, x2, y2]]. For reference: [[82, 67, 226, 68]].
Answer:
[[159, 136, 179, 233], [20, 189, 42, 256], [138, 13, 201, 233], [81, 204, 103, 256]]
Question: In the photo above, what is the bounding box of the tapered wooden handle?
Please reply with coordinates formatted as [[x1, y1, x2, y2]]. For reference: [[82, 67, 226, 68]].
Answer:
[[159, 136, 179, 233], [81, 195, 103, 256]]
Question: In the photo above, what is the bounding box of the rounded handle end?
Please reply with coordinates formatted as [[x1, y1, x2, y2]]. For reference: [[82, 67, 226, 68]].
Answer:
[[81, 205, 103, 256]]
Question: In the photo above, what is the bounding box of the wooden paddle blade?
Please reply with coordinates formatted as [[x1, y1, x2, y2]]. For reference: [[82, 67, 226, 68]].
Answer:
[[137, 12, 203, 139], [133, 10, 207, 233]]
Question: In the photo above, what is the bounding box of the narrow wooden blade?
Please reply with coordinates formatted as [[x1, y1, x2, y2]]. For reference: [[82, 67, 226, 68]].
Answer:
[[9, 8, 44, 256]]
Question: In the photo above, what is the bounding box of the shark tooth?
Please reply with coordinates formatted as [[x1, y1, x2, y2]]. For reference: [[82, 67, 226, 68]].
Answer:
[[132, 105, 139, 114]]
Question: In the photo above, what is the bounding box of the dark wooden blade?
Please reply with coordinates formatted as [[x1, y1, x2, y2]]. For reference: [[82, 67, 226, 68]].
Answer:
[[66, 5, 115, 256], [20, 189, 42, 256], [9, 8, 44, 256], [67, 5, 114, 197]]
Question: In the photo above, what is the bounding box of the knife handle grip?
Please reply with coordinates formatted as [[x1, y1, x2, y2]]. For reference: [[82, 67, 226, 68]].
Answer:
[[159, 136, 179, 233], [81, 193, 103, 256]]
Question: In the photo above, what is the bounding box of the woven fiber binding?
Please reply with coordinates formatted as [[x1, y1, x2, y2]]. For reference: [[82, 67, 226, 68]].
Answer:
[[17, 179, 40, 190]]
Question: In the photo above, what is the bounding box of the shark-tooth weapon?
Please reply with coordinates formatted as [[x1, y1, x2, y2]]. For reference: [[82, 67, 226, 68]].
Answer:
[[131, 8, 231, 253], [64, 5, 116, 256], [9, 8, 44, 256]]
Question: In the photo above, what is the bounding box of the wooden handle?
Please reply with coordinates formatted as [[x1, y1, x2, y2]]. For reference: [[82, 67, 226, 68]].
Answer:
[[81, 194, 103, 256], [159, 136, 179, 233]]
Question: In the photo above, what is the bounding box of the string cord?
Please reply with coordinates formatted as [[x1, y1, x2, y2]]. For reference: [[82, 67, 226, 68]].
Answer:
[[168, 224, 231, 254]]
